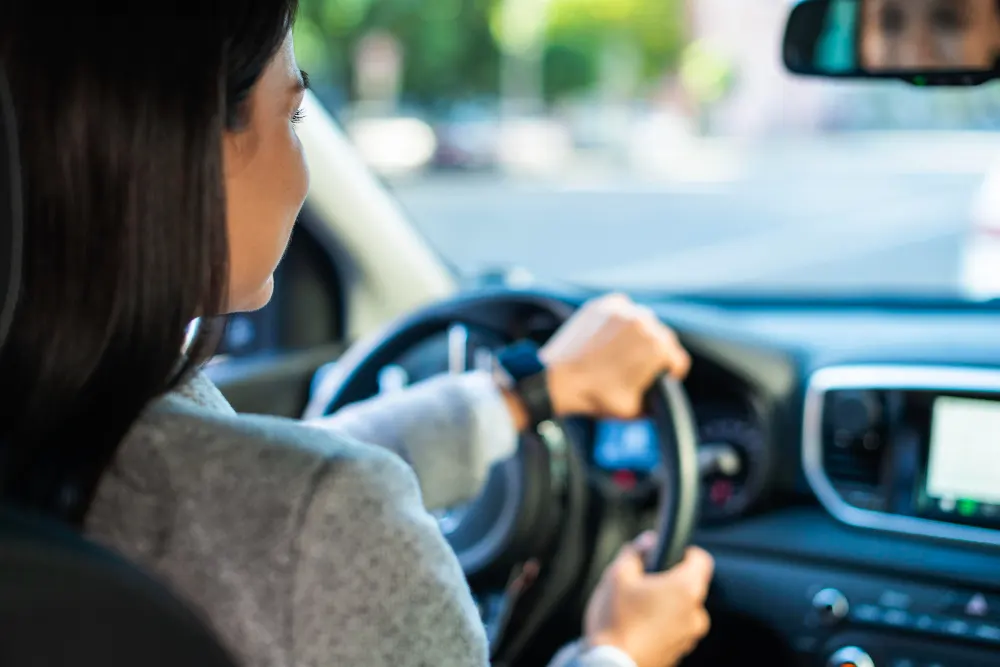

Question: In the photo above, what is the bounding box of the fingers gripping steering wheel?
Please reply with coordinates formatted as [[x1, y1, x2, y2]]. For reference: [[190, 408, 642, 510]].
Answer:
[[303, 290, 700, 659]]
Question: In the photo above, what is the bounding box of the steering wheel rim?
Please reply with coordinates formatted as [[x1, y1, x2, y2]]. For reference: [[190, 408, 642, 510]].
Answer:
[[644, 374, 700, 571], [303, 289, 701, 649]]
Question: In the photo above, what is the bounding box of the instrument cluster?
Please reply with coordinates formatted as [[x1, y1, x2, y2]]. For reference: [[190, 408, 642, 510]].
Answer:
[[587, 402, 769, 523]]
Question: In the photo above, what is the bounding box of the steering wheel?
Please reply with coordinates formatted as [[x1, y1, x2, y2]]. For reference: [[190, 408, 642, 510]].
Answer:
[[304, 289, 700, 663]]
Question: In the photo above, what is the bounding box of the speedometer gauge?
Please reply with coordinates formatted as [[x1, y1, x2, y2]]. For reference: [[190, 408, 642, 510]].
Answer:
[[697, 415, 768, 522]]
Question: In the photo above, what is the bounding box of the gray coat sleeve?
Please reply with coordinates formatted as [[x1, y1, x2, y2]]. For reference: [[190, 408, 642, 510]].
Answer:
[[551, 641, 638, 667], [291, 438, 491, 667], [307, 370, 519, 511], [291, 437, 633, 667], [303, 376, 636, 667]]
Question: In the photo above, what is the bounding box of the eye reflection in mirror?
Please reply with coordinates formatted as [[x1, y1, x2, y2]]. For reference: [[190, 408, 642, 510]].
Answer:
[[783, 0, 1000, 83], [861, 0, 1000, 71]]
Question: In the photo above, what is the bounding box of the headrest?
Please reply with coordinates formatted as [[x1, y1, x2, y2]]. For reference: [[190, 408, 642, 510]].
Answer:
[[0, 64, 23, 349]]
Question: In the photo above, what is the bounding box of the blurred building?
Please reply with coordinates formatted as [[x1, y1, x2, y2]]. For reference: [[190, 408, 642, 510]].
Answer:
[[686, 0, 836, 135]]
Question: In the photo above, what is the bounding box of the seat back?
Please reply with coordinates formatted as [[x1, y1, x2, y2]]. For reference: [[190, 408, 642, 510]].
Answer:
[[0, 65, 240, 667], [0, 509, 240, 666], [0, 63, 21, 347]]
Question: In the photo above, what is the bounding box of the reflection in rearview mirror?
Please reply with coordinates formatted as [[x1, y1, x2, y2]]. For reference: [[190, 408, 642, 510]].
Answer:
[[783, 0, 1000, 85], [862, 0, 1000, 72]]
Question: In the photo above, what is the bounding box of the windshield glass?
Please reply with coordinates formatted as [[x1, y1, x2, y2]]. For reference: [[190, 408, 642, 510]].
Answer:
[[293, 0, 1000, 300]]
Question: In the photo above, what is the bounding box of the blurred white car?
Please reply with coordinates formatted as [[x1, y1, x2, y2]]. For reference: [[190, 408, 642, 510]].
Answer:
[[962, 162, 1000, 300], [345, 115, 437, 176], [432, 103, 500, 171]]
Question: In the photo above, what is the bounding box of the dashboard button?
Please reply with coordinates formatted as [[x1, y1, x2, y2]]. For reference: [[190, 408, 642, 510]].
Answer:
[[942, 618, 973, 638], [940, 591, 1000, 620], [882, 608, 910, 627], [852, 603, 882, 623], [965, 593, 990, 617], [878, 589, 912, 610], [973, 622, 1000, 642], [827, 646, 875, 667], [812, 588, 850, 625]]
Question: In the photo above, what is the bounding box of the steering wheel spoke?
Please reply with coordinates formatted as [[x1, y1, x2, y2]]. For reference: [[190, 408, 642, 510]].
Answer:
[[487, 559, 541, 654], [447, 323, 470, 374]]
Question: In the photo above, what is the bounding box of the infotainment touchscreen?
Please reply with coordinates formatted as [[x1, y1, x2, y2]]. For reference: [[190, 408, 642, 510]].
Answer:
[[924, 396, 1000, 516]]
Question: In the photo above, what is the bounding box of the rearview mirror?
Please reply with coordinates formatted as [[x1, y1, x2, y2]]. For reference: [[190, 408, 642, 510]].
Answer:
[[783, 0, 1000, 85]]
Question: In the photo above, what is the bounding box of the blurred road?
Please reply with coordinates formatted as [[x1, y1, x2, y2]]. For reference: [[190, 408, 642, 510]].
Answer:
[[390, 135, 1000, 295]]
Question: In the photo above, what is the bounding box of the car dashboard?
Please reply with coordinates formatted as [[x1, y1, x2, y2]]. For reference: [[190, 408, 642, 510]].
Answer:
[[650, 296, 1000, 667]]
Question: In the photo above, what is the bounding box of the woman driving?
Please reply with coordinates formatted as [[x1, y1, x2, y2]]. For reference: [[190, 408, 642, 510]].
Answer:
[[0, 4, 712, 667]]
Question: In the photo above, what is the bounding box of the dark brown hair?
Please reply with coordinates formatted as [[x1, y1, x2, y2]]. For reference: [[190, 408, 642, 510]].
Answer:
[[0, 3, 297, 523]]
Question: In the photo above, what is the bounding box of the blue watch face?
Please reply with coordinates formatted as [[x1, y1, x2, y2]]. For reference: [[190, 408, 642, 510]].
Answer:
[[499, 342, 544, 381]]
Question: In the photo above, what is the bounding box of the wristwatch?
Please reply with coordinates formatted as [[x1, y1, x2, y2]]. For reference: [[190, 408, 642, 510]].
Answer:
[[494, 340, 554, 430]]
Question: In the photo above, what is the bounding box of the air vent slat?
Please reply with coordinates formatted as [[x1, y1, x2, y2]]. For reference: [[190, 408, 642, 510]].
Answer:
[[822, 390, 885, 495]]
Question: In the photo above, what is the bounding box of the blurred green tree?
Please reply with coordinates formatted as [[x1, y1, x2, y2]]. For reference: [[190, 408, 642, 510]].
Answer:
[[295, 0, 499, 106], [293, 0, 686, 106], [542, 0, 686, 99]]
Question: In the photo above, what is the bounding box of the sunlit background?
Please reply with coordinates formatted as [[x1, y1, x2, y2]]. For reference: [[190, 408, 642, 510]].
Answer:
[[293, 0, 1000, 298]]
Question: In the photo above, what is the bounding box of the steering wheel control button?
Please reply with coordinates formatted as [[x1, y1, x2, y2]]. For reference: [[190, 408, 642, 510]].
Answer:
[[812, 588, 850, 625], [827, 646, 875, 667]]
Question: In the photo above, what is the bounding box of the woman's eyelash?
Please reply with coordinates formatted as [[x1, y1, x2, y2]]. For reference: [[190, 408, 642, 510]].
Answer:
[[291, 108, 306, 124]]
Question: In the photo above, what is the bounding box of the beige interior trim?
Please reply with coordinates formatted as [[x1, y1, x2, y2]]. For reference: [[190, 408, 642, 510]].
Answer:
[[296, 92, 456, 340]]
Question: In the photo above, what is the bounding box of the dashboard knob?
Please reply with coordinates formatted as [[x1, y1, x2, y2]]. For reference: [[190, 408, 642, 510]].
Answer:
[[826, 646, 874, 667], [812, 588, 850, 625], [698, 443, 742, 477]]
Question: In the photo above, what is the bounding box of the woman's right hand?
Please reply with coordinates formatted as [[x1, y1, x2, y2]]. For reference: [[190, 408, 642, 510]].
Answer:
[[584, 533, 714, 667]]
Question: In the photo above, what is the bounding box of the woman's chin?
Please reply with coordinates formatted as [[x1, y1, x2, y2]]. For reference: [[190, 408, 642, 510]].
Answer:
[[228, 276, 274, 314]]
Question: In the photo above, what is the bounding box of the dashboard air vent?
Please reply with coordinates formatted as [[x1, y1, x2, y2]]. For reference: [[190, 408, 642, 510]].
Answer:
[[821, 390, 887, 509]]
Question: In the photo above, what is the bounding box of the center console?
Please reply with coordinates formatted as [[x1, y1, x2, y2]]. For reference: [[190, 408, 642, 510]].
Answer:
[[803, 365, 1000, 546], [708, 552, 1000, 667], [779, 364, 1000, 664]]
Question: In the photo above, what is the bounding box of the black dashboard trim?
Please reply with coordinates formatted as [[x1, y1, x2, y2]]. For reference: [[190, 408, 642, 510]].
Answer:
[[696, 507, 1000, 594]]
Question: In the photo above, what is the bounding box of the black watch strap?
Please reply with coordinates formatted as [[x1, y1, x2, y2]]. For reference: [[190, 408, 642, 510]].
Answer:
[[495, 341, 553, 429]]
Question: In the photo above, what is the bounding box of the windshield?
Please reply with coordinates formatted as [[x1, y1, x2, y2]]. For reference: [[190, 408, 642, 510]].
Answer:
[[293, 0, 1000, 300]]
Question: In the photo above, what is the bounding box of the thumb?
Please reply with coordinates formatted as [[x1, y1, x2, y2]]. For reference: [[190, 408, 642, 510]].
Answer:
[[660, 546, 715, 603], [612, 531, 658, 582]]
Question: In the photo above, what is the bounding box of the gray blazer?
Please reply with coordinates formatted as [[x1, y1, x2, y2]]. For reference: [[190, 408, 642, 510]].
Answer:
[[84, 370, 628, 667]]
